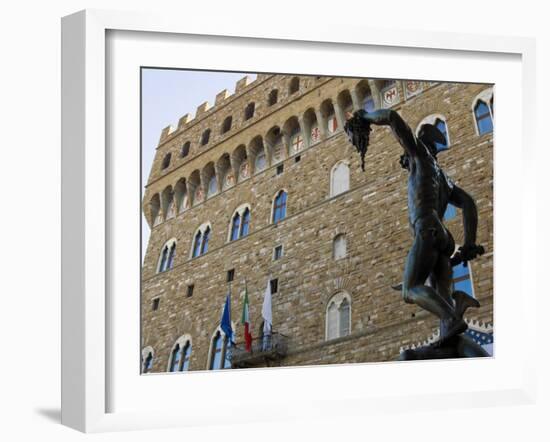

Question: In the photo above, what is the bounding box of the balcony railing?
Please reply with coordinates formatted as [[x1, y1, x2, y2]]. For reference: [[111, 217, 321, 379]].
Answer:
[[229, 332, 289, 368]]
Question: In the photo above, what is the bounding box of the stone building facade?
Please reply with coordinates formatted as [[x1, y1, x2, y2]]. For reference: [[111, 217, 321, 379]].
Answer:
[[141, 73, 494, 373]]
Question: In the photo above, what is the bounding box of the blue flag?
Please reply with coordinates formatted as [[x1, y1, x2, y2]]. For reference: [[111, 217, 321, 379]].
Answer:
[[220, 293, 234, 346]]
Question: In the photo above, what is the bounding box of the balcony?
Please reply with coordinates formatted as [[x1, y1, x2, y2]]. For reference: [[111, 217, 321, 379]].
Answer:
[[230, 332, 289, 368]]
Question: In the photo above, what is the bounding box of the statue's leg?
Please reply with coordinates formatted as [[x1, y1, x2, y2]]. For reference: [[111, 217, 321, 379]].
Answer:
[[402, 230, 456, 321], [432, 254, 464, 340]]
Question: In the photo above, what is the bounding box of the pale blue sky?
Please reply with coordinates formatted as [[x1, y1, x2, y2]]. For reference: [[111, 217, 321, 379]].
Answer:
[[141, 69, 257, 260]]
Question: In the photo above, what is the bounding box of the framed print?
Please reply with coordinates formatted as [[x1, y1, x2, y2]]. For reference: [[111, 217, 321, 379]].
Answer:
[[61, 9, 537, 433]]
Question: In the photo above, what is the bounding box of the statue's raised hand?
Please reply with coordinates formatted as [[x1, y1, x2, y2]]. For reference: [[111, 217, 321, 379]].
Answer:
[[344, 110, 372, 171]]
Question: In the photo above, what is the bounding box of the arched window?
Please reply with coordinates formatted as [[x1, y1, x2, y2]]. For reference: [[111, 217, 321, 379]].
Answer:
[[221, 116, 232, 134], [268, 89, 278, 106], [272, 191, 287, 224], [289, 77, 300, 95], [191, 224, 211, 258], [416, 115, 451, 152], [244, 102, 255, 120], [157, 239, 177, 272], [326, 292, 351, 340], [474, 100, 493, 135], [333, 234, 347, 260], [208, 329, 232, 370], [229, 205, 251, 241], [162, 153, 171, 169], [331, 162, 350, 196], [201, 129, 211, 146], [141, 347, 154, 374], [180, 141, 190, 158], [472, 88, 494, 135], [168, 337, 192, 372]]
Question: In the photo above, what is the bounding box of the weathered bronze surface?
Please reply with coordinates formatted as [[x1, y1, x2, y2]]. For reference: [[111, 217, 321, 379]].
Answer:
[[345, 109, 489, 359]]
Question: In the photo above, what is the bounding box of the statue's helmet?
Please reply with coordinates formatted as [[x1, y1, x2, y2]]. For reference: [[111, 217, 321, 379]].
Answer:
[[418, 124, 446, 157]]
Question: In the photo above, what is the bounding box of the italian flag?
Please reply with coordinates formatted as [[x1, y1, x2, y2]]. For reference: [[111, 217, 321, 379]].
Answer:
[[241, 287, 253, 352]]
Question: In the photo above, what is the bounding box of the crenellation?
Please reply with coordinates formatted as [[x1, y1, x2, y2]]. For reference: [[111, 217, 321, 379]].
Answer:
[[215, 89, 231, 105], [235, 75, 253, 93], [178, 113, 193, 128], [195, 101, 211, 117]]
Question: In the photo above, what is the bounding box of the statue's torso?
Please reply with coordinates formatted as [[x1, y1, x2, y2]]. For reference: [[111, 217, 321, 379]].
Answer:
[[407, 142, 453, 229]]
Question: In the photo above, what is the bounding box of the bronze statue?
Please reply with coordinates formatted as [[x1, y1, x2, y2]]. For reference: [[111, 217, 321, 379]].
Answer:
[[345, 109, 488, 359]]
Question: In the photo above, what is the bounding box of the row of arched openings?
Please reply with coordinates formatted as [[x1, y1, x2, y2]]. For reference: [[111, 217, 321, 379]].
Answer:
[[151, 86, 493, 228]]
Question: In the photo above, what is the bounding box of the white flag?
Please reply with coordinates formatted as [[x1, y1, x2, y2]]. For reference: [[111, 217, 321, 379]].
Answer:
[[262, 279, 272, 335]]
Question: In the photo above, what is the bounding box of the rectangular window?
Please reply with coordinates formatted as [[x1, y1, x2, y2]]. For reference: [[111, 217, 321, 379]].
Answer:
[[270, 278, 278, 294], [152, 298, 160, 311], [276, 164, 284, 175], [273, 245, 283, 260], [294, 155, 301, 163], [227, 269, 235, 282], [187, 284, 194, 297]]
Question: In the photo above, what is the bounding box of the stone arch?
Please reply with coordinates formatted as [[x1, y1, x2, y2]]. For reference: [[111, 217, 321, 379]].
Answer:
[[249, 136, 267, 174], [355, 79, 375, 112], [231, 144, 250, 182], [201, 162, 218, 198], [216, 152, 234, 191], [174, 178, 189, 213], [303, 108, 320, 147], [161, 185, 175, 221], [149, 193, 161, 226], [282, 116, 302, 156], [320, 99, 338, 135], [188, 169, 202, 206], [265, 126, 284, 164]]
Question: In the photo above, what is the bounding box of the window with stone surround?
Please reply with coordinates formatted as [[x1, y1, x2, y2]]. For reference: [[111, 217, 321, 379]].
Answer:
[[191, 224, 211, 258], [201, 128, 211, 146], [330, 161, 350, 197], [333, 234, 347, 260], [268, 89, 278, 106], [472, 88, 494, 135], [229, 205, 251, 242], [161, 152, 171, 170], [208, 328, 232, 370], [289, 77, 300, 95], [157, 238, 177, 273], [272, 190, 287, 223], [221, 115, 232, 134], [244, 102, 255, 120], [168, 336, 192, 372], [180, 141, 190, 158], [416, 114, 451, 152], [326, 292, 351, 340]]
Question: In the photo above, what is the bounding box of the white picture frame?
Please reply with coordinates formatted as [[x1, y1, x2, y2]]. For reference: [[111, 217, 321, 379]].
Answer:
[[61, 9, 537, 433]]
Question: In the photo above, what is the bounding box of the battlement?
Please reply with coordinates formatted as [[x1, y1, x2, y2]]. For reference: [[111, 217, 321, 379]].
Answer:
[[158, 74, 266, 145]]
